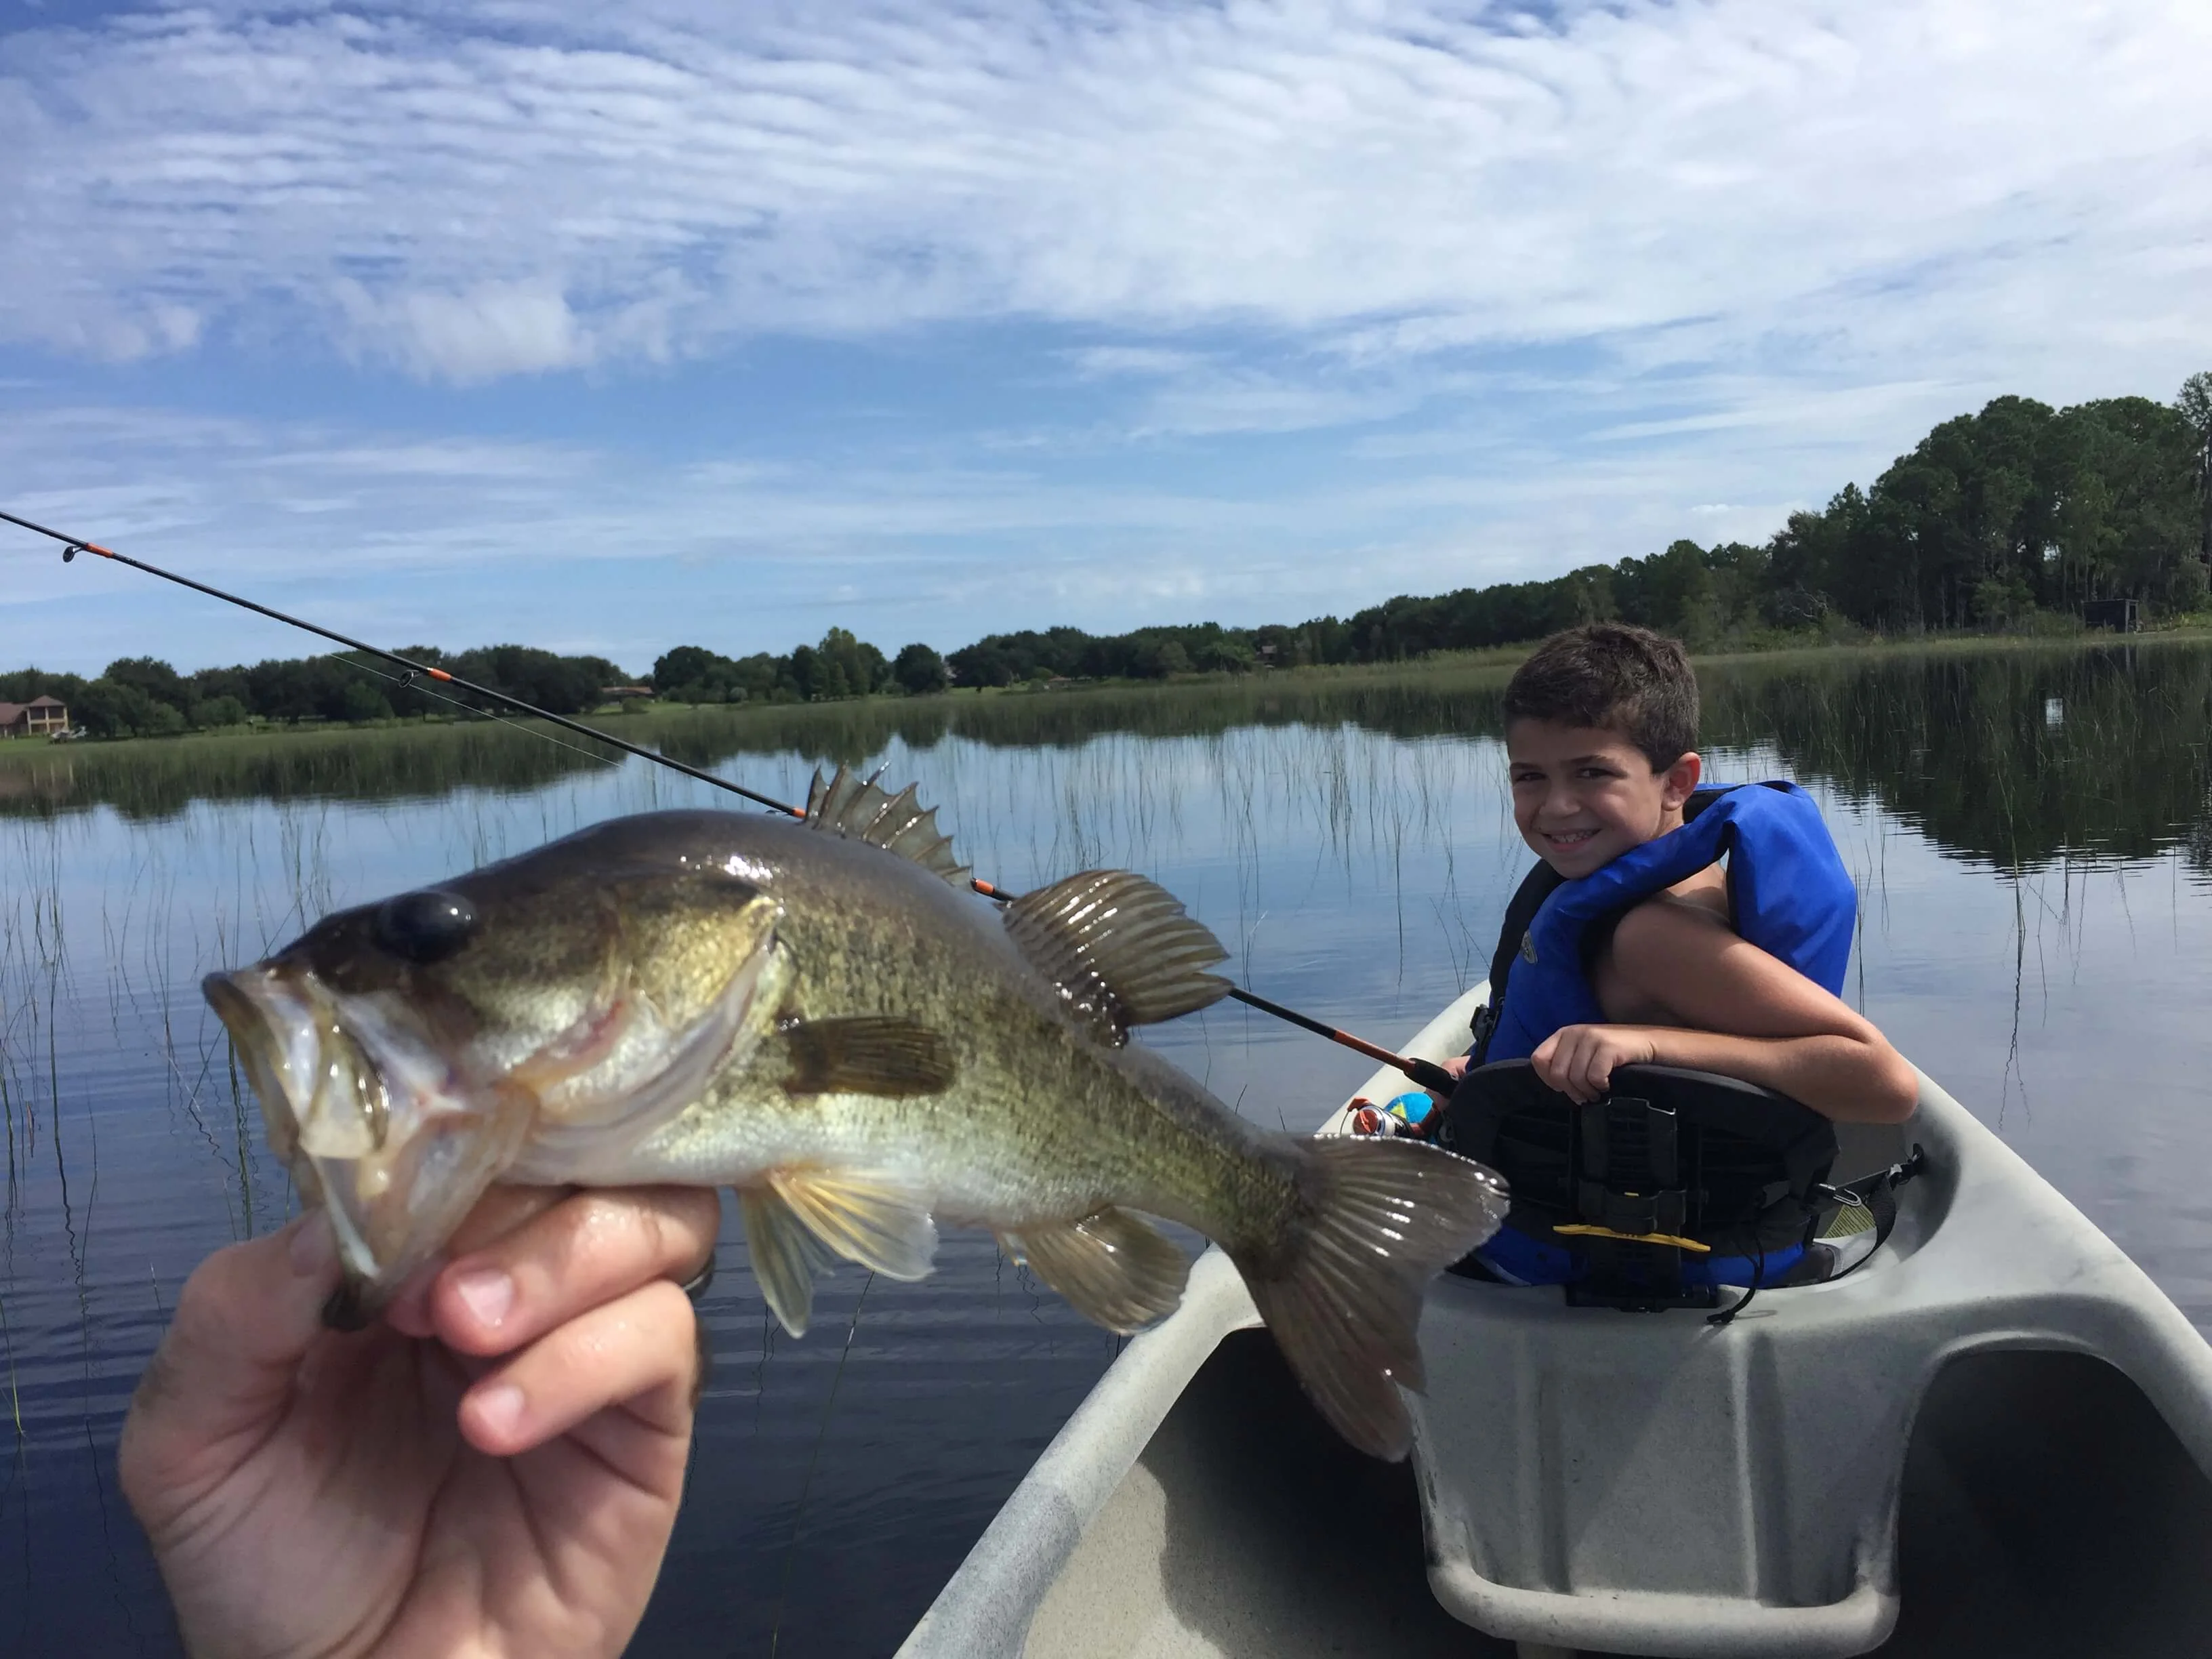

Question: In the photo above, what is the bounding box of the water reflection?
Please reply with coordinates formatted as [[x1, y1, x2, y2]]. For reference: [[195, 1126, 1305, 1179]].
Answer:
[[7, 641, 2209, 876], [1702, 642, 2212, 870]]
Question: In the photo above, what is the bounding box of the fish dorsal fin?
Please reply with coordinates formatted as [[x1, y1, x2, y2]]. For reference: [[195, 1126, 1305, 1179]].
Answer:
[[1003, 869, 1231, 1046], [804, 766, 970, 885]]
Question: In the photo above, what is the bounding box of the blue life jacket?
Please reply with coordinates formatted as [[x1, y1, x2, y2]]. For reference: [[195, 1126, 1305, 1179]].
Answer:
[[1471, 782, 1858, 1288]]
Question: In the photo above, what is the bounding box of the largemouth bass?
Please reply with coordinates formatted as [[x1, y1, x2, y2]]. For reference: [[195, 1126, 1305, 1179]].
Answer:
[[204, 769, 1507, 1459]]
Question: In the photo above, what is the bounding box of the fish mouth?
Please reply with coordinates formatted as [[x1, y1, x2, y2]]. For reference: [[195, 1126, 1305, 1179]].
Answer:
[[203, 966, 531, 1312], [205, 938, 777, 1321]]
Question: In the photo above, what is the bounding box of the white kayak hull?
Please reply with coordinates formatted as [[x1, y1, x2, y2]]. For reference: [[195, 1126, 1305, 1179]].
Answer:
[[902, 987, 2212, 1659]]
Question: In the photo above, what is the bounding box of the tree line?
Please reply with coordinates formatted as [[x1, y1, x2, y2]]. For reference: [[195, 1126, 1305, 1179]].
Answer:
[[7, 375, 2207, 738], [947, 379, 2212, 682], [1, 644, 631, 740]]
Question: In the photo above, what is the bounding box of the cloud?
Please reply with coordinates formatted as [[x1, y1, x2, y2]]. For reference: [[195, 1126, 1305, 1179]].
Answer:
[[3, 1, 2209, 678], [1065, 346, 1210, 379], [0, 348, 1974, 678], [0, 0, 2204, 394], [331, 279, 593, 382]]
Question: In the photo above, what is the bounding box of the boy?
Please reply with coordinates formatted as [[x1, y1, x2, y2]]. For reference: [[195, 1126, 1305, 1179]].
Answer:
[[1446, 622, 1918, 1126]]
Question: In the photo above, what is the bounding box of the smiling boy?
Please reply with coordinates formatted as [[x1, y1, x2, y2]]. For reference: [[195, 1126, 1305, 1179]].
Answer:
[[1460, 623, 1918, 1126]]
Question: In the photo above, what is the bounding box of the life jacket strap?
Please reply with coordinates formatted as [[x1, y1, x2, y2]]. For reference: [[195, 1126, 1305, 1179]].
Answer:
[[1553, 1223, 1713, 1254]]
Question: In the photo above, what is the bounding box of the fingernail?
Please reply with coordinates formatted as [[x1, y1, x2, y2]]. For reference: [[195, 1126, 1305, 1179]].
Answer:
[[451, 1267, 515, 1328], [473, 1382, 525, 1439], [287, 1211, 337, 1277]]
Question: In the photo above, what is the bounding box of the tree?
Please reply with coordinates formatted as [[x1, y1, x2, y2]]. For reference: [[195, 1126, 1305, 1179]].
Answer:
[[103, 656, 192, 718], [1193, 636, 1256, 673], [652, 645, 735, 701], [335, 679, 394, 723], [190, 695, 249, 729], [811, 627, 888, 698], [74, 676, 165, 738], [450, 646, 602, 716], [188, 664, 252, 707], [892, 643, 949, 695], [947, 640, 1015, 688], [2179, 371, 2212, 566], [0, 667, 88, 707], [786, 644, 820, 699]]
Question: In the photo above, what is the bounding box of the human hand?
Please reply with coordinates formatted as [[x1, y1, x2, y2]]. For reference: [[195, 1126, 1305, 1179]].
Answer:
[[1427, 1053, 1471, 1105], [119, 1183, 721, 1659], [1530, 1023, 1659, 1104]]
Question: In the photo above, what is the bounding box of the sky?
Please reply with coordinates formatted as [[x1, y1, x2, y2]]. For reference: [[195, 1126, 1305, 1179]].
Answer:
[[3, 0, 2209, 678]]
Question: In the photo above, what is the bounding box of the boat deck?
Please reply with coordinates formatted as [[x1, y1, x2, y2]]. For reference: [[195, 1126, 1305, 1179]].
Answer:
[[1019, 1324, 2212, 1659]]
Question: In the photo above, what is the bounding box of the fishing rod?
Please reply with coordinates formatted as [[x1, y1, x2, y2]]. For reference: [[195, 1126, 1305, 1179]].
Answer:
[[0, 506, 804, 818], [12, 507, 1458, 1102]]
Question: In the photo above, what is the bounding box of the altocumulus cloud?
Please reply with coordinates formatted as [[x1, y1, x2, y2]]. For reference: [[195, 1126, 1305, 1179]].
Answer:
[[2, 0, 2208, 386], [3, 0, 2210, 676]]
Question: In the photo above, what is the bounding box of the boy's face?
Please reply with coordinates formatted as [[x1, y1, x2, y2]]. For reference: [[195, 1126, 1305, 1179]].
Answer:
[[1505, 719, 1702, 879]]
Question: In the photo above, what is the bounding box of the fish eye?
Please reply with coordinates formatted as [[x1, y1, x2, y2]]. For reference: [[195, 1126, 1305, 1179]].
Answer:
[[374, 889, 478, 964]]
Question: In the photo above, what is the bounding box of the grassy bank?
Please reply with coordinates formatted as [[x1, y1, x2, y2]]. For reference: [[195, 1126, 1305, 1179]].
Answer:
[[5, 626, 2209, 825]]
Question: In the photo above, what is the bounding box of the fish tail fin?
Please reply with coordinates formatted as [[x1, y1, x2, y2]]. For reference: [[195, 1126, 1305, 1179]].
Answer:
[[1230, 1137, 1508, 1461]]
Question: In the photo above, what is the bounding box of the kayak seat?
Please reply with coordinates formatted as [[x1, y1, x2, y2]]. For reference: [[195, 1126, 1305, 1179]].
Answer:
[[1406, 1046, 2212, 1657], [1438, 1060, 1841, 1305]]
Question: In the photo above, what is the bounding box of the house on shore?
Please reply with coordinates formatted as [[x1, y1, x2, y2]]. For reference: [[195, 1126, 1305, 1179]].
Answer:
[[0, 695, 68, 738]]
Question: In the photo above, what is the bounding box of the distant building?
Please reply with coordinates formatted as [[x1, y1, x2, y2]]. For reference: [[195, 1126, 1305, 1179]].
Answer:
[[599, 686, 655, 700], [2082, 598, 2141, 632], [0, 695, 68, 738]]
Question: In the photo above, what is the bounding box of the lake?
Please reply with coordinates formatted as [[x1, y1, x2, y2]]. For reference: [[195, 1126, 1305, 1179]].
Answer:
[[4, 638, 2210, 1656]]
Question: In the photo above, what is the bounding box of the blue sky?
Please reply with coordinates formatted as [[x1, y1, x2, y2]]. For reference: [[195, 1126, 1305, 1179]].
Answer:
[[4, 0, 2209, 678]]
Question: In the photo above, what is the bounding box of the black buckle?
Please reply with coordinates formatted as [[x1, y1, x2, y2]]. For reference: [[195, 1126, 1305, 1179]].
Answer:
[[1565, 1094, 1715, 1311]]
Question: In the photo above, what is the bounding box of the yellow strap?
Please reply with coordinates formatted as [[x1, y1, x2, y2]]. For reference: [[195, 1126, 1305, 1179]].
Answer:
[[1553, 1223, 1713, 1254]]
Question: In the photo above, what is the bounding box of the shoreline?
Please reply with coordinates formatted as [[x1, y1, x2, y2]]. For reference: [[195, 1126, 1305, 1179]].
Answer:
[[6, 622, 2207, 766]]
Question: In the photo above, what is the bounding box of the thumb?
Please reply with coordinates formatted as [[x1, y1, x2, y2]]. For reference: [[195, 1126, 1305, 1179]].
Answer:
[[120, 1210, 343, 1521]]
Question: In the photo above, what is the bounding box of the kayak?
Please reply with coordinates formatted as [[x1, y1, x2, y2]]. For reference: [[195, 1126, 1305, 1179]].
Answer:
[[901, 984, 2212, 1659]]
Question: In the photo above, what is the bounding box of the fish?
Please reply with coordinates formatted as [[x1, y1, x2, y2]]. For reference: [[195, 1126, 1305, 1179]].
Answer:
[[203, 769, 1508, 1460]]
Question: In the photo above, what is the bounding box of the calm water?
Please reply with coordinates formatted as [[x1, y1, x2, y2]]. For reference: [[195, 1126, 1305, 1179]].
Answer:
[[3, 640, 2211, 1656]]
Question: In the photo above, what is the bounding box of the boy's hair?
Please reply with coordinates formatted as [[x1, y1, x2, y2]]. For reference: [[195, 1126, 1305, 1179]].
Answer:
[[1501, 623, 1699, 771]]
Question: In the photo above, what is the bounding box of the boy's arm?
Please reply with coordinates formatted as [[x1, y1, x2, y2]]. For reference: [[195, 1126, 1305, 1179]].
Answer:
[[1545, 897, 1920, 1124]]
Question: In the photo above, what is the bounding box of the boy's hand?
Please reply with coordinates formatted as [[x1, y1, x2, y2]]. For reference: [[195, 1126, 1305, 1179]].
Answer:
[[1425, 1053, 1471, 1104], [1531, 1023, 1658, 1103]]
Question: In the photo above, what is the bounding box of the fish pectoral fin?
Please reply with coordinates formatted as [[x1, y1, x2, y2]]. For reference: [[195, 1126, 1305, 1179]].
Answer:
[[1002, 870, 1230, 1046], [998, 1208, 1189, 1334], [768, 1166, 939, 1282], [781, 1016, 956, 1097], [739, 1185, 837, 1337]]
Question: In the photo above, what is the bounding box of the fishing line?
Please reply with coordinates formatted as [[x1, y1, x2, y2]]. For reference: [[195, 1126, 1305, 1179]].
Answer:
[[767, 1270, 873, 1659], [0, 507, 804, 817], [962, 897, 1460, 1098], [13, 508, 1458, 1099], [337, 651, 629, 773]]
